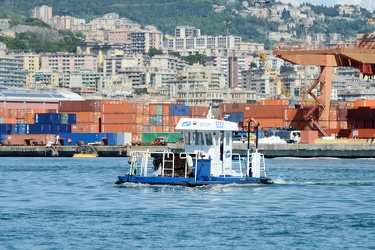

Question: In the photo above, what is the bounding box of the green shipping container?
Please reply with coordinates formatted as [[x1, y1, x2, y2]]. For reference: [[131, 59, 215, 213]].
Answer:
[[142, 132, 183, 144]]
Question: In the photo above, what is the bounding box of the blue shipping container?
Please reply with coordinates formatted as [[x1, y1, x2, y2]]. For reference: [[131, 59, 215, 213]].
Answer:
[[17, 124, 27, 134], [0, 124, 11, 134], [42, 124, 52, 134], [35, 113, 61, 124], [60, 124, 71, 133], [68, 114, 77, 124], [59, 133, 108, 145], [223, 113, 244, 122], [52, 125, 60, 134], [169, 106, 189, 116], [26, 124, 44, 134]]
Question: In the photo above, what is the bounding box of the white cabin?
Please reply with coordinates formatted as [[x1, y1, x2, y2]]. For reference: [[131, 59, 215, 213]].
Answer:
[[175, 117, 239, 177]]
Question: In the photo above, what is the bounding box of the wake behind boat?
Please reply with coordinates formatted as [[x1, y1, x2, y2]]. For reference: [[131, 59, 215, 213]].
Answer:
[[115, 108, 272, 186]]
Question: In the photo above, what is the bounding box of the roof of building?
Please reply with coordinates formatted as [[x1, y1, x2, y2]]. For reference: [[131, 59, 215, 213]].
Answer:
[[0, 86, 85, 102]]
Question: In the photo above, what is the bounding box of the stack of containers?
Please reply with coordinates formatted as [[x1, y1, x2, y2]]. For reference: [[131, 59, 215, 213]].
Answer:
[[32, 113, 76, 134], [150, 104, 190, 134], [59, 100, 101, 133], [100, 100, 144, 143]]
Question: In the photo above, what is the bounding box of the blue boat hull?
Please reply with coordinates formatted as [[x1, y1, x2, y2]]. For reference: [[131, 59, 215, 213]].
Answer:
[[116, 174, 272, 186]]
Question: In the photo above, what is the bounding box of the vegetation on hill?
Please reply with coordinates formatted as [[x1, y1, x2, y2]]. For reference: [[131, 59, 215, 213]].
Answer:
[[0, 30, 82, 53], [0, 0, 374, 52]]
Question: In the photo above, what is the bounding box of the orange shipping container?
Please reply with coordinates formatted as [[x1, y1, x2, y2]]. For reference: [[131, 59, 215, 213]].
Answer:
[[300, 130, 318, 144], [354, 100, 375, 108], [329, 121, 339, 129], [26, 113, 35, 124], [156, 125, 163, 132], [2, 117, 17, 124], [100, 101, 140, 114], [143, 114, 150, 125], [162, 104, 170, 116], [71, 123, 99, 133], [339, 121, 348, 129], [132, 133, 142, 144], [243, 105, 286, 119], [149, 125, 157, 132], [101, 123, 137, 133], [66, 112, 100, 123], [257, 118, 285, 129], [259, 99, 290, 106], [101, 113, 138, 124], [5, 134, 56, 145]]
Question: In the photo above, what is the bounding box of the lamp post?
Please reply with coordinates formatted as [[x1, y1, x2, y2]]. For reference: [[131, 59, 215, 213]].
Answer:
[[223, 21, 231, 102]]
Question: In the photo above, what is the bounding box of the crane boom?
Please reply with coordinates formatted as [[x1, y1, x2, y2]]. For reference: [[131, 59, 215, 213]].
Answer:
[[258, 53, 292, 99]]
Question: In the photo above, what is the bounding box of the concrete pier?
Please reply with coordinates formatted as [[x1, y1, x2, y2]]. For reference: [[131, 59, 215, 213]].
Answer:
[[0, 143, 374, 158]]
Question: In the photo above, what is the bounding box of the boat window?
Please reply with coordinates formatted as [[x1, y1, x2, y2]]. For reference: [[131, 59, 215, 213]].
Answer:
[[205, 132, 213, 145], [225, 132, 230, 146], [184, 132, 191, 145], [194, 131, 205, 145]]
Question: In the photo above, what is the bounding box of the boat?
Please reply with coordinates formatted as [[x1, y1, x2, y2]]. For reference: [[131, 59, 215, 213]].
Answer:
[[73, 153, 98, 158], [115, 108, 272, 186]]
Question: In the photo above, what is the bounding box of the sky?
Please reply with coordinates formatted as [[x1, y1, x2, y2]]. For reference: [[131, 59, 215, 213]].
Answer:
[[279, 0, 374, 11]]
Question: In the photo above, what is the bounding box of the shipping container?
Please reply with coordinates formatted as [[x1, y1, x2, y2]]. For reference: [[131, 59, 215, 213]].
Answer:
[[34, 113, 60, 124], [26, 124, 44, 134], [59, 100, 101, 112], [101, 124, 137, 133], [243, 105, 287, 119], [222, 113, 244, 122], [71, 123, 99, 133], [111, 132, 132, 146], [0, 124, 11, 134], [59, 132, 108, 146], [150, 115, 163, 126], [65, 112, 100, 123], [149, 104, 163, 115], [354, 100, 375, 108], [101, 113, 138, 124], [300, 130, 319, 144], [4, 134, 56, 145], [169, 105, 189, 116]]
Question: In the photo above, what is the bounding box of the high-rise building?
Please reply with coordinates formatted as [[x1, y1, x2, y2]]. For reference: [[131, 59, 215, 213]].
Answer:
[[0, 56, 27, 88], [32, 5, 52, 23]]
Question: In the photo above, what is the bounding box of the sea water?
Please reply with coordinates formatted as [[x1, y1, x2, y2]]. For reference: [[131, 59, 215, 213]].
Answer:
[[1, 157, 375, 249]]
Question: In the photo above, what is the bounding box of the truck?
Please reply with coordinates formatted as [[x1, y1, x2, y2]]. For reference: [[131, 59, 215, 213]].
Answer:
[[265, 128, 301, 143]]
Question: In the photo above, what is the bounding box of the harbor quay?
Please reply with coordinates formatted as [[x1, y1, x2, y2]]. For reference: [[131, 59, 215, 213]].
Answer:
[[0, 143, 375, 158]]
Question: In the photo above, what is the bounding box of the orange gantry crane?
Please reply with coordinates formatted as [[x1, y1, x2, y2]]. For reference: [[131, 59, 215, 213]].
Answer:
[[273, 34, 375, 136]]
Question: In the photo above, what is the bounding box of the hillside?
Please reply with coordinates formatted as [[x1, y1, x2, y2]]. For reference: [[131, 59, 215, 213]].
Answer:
[[1, 0, 374, 49]]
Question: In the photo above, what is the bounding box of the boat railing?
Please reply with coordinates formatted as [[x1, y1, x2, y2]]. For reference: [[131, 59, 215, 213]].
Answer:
[[246, 149, 267, 178], [231, 153, 244, 177], [128, 150, 151, 176], [179, 152, 200, 181], [161, 150, 175, 177]]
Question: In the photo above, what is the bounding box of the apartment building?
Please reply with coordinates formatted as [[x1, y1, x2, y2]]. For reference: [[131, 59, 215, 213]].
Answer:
[[0, 56, 27, 88], [70, 69, 101, 92], [13, 53, 41, 88], [34, 69, 62, 89], [40, 53, 98, 89], [32, 5, 53, 23], [49, 16, 85, 30], [130, 28, 163, 54]]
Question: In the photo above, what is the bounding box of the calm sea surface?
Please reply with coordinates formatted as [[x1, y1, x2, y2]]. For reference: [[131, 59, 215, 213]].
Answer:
[[1, 157, 375, 249]]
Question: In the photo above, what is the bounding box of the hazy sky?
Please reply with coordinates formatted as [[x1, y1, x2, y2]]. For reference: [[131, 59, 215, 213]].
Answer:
[[279, 0, 374, 11]]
